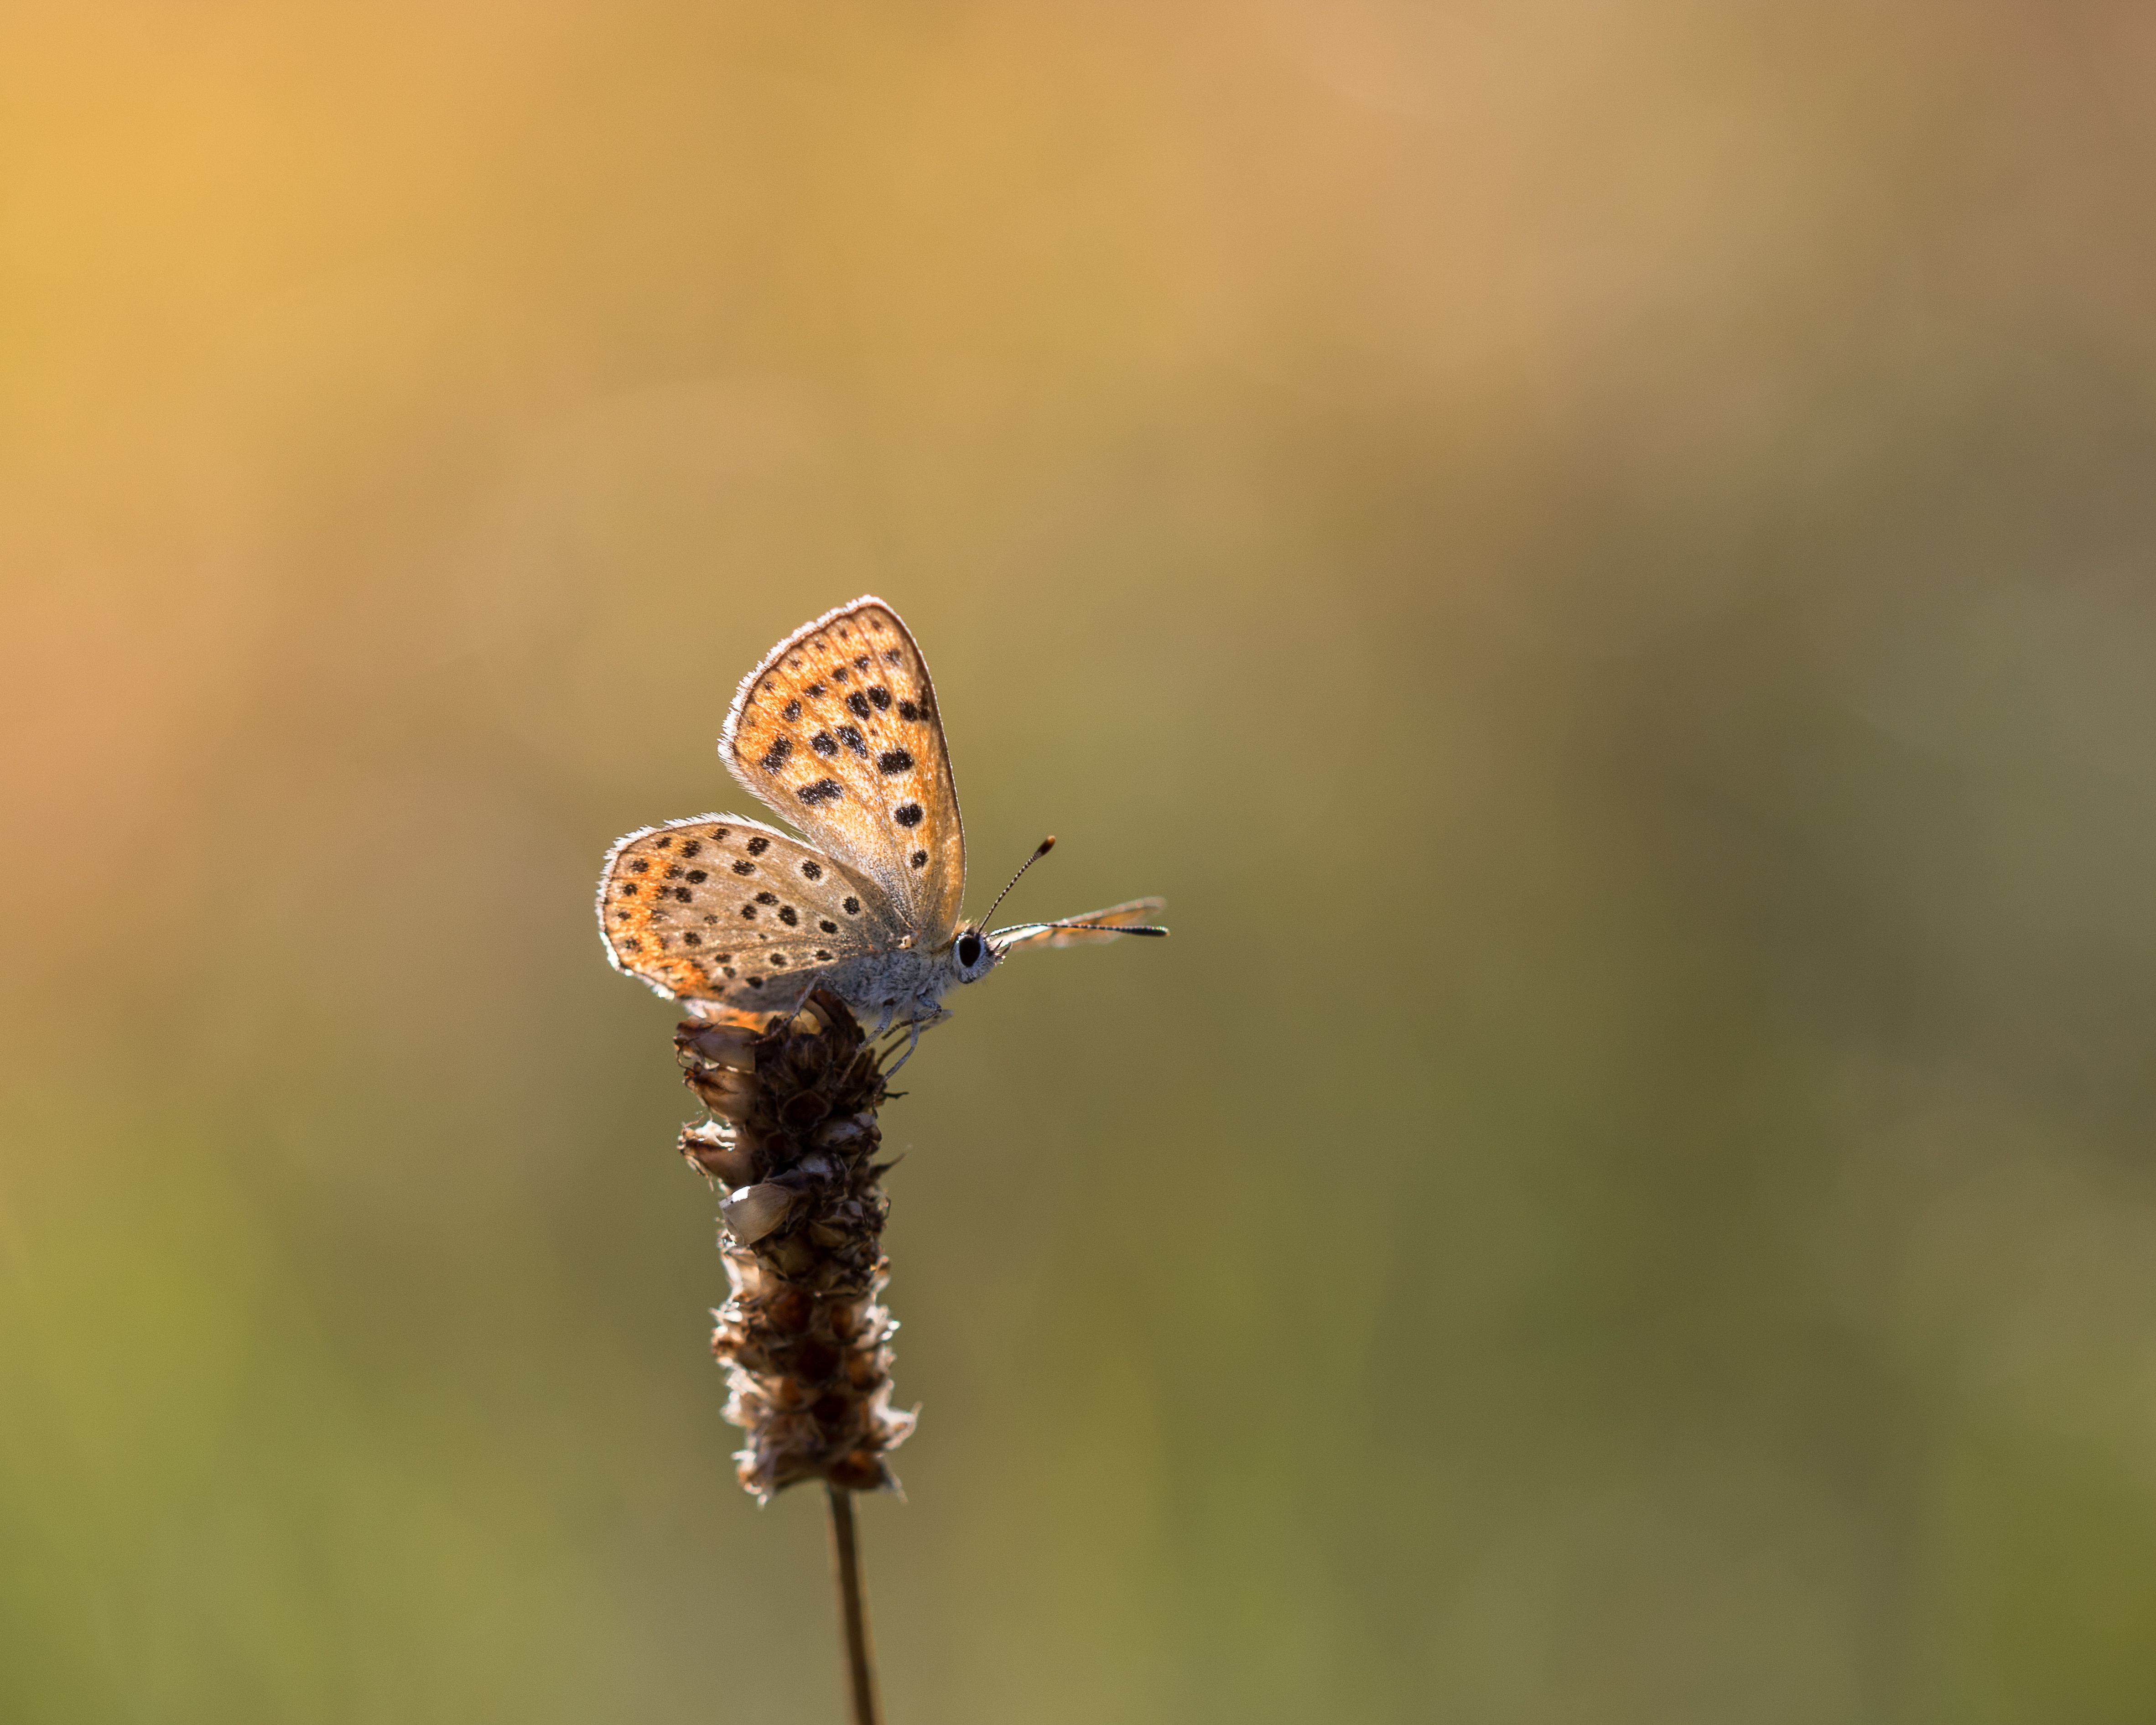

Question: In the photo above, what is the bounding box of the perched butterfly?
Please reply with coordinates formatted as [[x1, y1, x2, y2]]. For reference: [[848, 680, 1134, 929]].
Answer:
[[597, 596, 1166, 1061]]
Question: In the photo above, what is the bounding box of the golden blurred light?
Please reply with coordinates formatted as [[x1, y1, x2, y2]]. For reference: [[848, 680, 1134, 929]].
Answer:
[[7, 1, 2156, 1719]]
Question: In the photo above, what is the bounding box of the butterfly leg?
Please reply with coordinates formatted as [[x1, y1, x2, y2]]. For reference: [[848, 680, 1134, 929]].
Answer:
[[775, 972, 823, 1025], [878, 1007, 954, 1076], [883, 1015, 924, 1076]]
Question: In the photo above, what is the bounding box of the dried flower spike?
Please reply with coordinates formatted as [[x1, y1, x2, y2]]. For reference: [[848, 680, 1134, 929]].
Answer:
[[676, 988, 915, 1502]]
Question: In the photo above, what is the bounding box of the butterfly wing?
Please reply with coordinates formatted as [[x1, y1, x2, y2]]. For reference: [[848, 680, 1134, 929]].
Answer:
[[721, 597, 965, 947], [598, 815, 908, 1009], [994, 896, 1169, 950]]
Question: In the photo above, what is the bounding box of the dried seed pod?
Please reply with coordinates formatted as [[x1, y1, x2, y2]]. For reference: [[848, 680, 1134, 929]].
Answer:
[[679, 1019, 761, 1069], [680, 1121, 758, 1185], [719, 1182, 795, 1244], [815, 1115, 874, 1152], [686, 1062, 759, 1119], [764, 1231, 816, 1276], [672, 990, 913, 1501]]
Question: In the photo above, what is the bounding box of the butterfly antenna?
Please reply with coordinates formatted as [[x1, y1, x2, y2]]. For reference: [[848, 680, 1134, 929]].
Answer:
[[976, 836, 1055, 930], [1025, 920, 1168, 937]]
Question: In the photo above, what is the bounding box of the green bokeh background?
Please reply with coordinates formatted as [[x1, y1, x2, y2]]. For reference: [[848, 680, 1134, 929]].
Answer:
[[6, 4, 2156, 1720]]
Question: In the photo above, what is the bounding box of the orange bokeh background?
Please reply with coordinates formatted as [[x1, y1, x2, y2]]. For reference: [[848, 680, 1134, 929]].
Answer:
[[7, 4, 2156, 1720]]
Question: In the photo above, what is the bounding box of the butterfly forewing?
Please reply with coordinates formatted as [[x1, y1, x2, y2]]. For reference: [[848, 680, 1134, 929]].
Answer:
[[721, 598, 965, 944], [995, 896, 1169, 950], [599, 815, 904, 1008]]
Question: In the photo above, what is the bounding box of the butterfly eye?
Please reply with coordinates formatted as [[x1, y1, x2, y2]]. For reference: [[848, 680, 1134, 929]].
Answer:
[[956, 933, 983, 970]]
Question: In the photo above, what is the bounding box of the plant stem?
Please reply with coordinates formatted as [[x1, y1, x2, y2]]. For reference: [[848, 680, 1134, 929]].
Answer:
[[826, 1483, 882, 1725]]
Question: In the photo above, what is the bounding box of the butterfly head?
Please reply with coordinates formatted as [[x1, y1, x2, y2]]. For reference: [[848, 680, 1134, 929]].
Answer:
[[943, 833, 1056, 989], [948, 924, 1004, 987]]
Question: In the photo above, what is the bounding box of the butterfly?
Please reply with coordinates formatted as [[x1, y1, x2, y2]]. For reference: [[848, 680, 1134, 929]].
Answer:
[[597, 596, 1166, 1061]]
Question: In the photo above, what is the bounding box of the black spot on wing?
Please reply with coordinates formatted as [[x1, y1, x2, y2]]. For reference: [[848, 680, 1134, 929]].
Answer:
[[782, 700, 801, 722], [894, 803, 923, 827], [798, 779, 843, 805], [811, 732, 838, 757], [836, 725, 867, 758], [800, 859, 823, 880], [732, 860, 754, 875], [909, 850, 928, 869], [845, 691, 871, 718], [878, 748, 914, 775], [746, 837, 770, 855], [867, 686, 891, 711]]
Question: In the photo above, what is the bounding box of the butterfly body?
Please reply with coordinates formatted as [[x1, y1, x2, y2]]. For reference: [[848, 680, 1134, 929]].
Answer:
[[598, 597, 1164, 1041]]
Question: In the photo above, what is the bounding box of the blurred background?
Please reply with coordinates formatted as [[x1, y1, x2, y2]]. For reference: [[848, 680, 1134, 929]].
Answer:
[[5, 1, 2156, 1720]]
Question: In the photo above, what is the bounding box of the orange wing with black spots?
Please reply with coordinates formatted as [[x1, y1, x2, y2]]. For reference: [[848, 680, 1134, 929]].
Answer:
[[720, 597, 965, 943], [597, 814, 904, 1008]]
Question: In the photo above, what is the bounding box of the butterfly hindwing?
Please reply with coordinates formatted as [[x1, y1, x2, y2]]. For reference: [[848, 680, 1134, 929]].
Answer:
[[598, 815, 905, 1008], [720, 598, 966, 946]]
